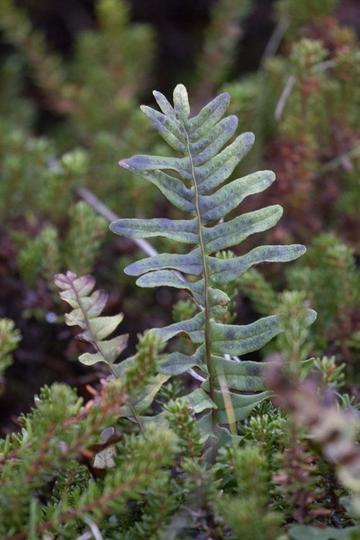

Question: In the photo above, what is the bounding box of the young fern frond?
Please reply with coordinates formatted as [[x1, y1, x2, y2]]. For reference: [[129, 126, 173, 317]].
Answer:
[[111, 85, 316, 432], [55, 271, 128, 369]]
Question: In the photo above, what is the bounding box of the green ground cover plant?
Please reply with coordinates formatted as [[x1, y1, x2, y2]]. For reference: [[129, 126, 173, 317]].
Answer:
[[1, 84, 360, 540]]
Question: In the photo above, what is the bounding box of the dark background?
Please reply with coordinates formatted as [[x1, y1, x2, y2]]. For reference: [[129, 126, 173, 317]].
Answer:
[[6, 0, 360, 121]]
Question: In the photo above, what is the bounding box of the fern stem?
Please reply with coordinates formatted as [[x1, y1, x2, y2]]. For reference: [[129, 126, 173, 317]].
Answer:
[[183, 127, 216, 431]]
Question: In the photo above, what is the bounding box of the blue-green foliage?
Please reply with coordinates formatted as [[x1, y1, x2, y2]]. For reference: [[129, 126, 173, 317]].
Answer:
[[111, 85, 316, 430]]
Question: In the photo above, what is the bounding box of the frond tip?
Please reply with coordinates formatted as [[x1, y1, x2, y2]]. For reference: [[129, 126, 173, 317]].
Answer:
[[111, 84, 315, 431]]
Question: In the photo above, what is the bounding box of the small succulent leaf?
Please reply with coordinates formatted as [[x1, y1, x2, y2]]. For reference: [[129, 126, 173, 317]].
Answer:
[[158, 351, 201, 375], [141, 170, 194, 212], [209, 244, 306, 283], [110, 217, 198, 243], [191, 116, 238, 165], [124, 250, 202, 277], [89, 314, 124, 341], [189, 92, 230, 139], [154, 312, 204, 343], [152, 90, 176, 118], [140, 105, 185, 151], [200, 170, 276, 222], [180, 388, 217, 414], [211, 356, 265, 391], [204, 205, 283, 253], [213, 390, 270, 422], [173, 83, 190, 120], [210, 315, 283, 356], [196, 132, 255, 190]]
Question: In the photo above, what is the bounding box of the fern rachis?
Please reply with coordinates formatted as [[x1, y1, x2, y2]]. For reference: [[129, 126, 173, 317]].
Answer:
[[184, 116, 217, 427]]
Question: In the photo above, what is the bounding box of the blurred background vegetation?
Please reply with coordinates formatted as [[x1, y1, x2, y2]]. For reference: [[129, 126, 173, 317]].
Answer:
[[0, 0, 359, 434]]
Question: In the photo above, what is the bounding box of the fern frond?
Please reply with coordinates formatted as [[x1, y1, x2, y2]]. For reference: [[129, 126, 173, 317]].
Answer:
[[55, 271, 128, 368], [111, 85, 316, 432]]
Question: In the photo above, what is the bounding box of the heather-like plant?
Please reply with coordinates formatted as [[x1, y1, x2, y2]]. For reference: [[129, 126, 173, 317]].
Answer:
[[223, 6, 360, 241], [0, 0, 154, 136], [266, 356, 360, 539], [216, 445, 282, 539], [194, 0, 252, 102], [0, 380, 178, 539], [111, 84, 316, 435], [64, 201, 108, 275]]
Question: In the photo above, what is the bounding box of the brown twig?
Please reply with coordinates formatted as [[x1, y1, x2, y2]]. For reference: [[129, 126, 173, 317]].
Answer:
[[77, 187, 157, 258]]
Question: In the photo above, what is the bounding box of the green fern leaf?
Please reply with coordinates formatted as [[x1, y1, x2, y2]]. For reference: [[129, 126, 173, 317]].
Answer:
[[55, 271, 128, 367], [111, 84, 315, 431]]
